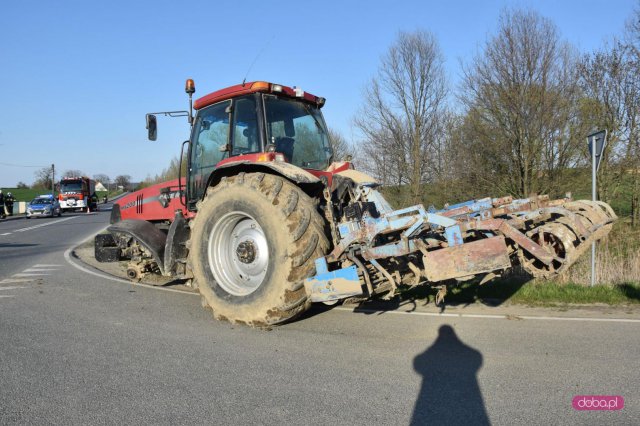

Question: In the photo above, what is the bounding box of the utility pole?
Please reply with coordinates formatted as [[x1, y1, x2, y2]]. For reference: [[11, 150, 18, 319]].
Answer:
[[587, 130, 607, 287], [51, 164, 55, 197]]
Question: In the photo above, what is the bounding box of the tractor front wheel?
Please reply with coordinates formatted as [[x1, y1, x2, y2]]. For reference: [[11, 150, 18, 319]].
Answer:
[[189, 173, 329, 326]]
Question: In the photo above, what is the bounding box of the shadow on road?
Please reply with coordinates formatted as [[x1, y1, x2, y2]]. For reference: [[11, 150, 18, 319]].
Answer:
[[361, 272, 533, 313], [619, 283, 640, 302], [0, 243, 39, 248], [295, 303, 336, 322], [411, 325, 489, 426]]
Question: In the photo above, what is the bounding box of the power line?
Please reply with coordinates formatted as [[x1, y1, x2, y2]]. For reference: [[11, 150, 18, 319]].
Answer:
[[0, 162, 47, 168]]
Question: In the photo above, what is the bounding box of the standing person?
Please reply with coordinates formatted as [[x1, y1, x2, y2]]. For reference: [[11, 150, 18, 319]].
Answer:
[[0, 190, 5, 219], [5, 192, 15, 216]]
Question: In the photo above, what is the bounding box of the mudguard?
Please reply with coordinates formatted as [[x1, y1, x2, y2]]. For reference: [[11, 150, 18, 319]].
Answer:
[[163, 211, 189, 276], [107, 219, 167, 273], [208, 160, 321, 188]]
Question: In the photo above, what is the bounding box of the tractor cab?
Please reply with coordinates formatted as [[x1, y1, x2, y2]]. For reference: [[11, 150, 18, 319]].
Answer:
[[146, 81, 335, 210]]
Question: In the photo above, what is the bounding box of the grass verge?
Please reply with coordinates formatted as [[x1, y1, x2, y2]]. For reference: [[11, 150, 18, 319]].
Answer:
[[398, 279, 640, 307]]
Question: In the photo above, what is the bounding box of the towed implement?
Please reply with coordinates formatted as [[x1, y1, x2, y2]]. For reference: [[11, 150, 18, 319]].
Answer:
[[95, 80, 616, 325]]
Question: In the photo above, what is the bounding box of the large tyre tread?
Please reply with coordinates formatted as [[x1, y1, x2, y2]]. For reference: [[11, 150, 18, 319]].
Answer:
[[191, 172, 329, 326]]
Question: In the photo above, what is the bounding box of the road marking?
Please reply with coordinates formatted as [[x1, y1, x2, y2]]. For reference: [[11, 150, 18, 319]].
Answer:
[[0, 286, 27, 291], [336, 307, 640, 324], [516, 315, 640, 323], [33, 264, 62, 267], [1, 232, 11, 236], [0, 278, 33, 284], [0, 295, 15, 298], [14, 216, 77, 233], [12, 273, 49, 277], [23, 268, 58, 272]]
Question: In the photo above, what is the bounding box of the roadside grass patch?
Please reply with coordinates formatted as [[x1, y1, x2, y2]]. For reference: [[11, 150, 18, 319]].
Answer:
[[500, 281, 640, 306], [397, 278, 640, 307]]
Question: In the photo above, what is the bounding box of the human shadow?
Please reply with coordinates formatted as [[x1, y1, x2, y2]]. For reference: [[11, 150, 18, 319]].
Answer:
[[411, 325, 490, 425]]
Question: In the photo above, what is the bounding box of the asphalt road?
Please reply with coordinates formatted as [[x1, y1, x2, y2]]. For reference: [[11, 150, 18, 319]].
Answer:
[[1, 207, 638, 425]]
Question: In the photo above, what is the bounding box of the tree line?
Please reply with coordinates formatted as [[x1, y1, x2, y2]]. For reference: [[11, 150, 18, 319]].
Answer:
[[351, 7, 640, 225]]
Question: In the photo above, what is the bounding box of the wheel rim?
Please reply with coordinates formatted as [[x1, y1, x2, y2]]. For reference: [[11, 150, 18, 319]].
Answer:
[[207, 211, 269, 296]]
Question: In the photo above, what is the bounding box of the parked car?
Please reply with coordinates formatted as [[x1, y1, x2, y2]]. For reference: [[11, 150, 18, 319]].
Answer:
[[26, 195, 62, 219]]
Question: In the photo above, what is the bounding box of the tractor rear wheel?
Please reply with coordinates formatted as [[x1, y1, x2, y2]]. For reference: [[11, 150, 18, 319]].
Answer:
[[189, 172, 329, 326]]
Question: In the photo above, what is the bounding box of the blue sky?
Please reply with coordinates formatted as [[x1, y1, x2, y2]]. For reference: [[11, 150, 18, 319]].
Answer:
[[0, 0, 636, 187]]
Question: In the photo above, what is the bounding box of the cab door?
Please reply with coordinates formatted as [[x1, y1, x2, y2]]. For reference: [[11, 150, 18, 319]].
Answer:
[[187, 100, 231, 209]]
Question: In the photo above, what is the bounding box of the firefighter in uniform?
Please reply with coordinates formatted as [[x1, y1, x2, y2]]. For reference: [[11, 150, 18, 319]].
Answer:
[[0, 190, 5, 219], [5, 192, 15, 216]]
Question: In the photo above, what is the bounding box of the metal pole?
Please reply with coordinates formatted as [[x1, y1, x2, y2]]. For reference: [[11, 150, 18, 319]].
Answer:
[[51, 164, 55, 198], [591, 137, 596, 286]]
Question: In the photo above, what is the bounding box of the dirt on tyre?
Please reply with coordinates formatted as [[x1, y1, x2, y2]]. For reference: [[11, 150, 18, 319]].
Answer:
[[189, 172, 330, 326]]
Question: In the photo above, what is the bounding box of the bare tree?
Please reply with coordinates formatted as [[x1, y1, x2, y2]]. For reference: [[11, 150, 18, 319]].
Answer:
[[32, 167, 53, 189], [578, 42, 639, 208], [93, 174, 110, 185], [114, 175, 132, 191], [62, 169, 85, 178], [355, 30, 448, 204], [626, 1, 640, 58], [460, 9, 582, 198], [623, 3, 640, 224], [327, 127, 352, 162]]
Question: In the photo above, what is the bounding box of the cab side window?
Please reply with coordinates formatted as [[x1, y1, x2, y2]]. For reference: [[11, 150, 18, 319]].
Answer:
[[231, 96, 260, 156], [189, 101, 230, 203]]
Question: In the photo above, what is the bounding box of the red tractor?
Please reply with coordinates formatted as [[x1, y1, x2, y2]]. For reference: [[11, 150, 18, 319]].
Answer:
[[95, 80, 615, 326]]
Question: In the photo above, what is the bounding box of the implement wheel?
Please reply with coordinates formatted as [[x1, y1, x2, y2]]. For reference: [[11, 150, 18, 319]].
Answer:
[[189, 173, 329, 326], [518, 223, 576, 278]]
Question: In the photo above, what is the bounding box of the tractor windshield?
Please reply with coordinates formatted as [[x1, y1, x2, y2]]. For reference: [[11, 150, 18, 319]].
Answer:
[[263, 95, 333, 170]]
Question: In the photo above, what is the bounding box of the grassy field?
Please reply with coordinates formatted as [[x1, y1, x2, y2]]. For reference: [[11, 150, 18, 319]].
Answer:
[[2, 188, 116, 202], [2, 188, 51, 202]]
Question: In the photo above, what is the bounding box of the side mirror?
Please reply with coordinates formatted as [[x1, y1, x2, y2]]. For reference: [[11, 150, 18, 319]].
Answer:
[[146, 114, 157, 141]]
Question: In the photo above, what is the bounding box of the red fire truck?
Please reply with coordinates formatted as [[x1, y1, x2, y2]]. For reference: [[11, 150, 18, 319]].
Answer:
[[58, 176, 97, 212]]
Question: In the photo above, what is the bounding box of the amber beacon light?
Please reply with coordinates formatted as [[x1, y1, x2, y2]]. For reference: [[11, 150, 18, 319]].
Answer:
[[185, 78, 196, 95]]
